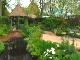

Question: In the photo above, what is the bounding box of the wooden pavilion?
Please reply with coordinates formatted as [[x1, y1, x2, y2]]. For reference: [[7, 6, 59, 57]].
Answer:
[[9, 4, 27, 29]]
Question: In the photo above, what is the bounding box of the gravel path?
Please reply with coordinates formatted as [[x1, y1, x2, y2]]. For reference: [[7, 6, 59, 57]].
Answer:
[[41, 31, 80, 49]]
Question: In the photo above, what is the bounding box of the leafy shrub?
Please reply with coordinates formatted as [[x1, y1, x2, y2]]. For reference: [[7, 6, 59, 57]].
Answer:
[[41, 16, 69, 31], [41, 17, 57, 31], [0, 41, 5, 53], [76, 26, 80, 31], [38, 39, 77, 60], [27, 33, 78, 60], [56, 29, 62, 36], [27, 38, 58, 57], [0, 16, 9, 25], [70, 52, 80, 60], [29, 26, 42, 39], [22, 22, 42, 38], [21, 20, 30, 37], [0, 25, 10, 36], [23, 17, 80, 60]]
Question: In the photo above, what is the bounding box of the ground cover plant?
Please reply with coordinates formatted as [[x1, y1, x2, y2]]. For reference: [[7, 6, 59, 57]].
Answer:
[[22, 23, 80, 60], [0, 16, 10, 36], [0, 25, 10, 36], [0, 41, 5, 53], [26, 34, 80, 60]]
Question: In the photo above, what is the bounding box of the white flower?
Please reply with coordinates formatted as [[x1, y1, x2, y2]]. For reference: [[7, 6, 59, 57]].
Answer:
[[49, 57, 52, 59], [52, 50, 55, 54], [45, 53, 48, 56], [50, 47, 56, 54], [49, 50, 52, 52], [51, 47, 55, 51], [44, 51, 46, 54], [47, 49, 50, 52]]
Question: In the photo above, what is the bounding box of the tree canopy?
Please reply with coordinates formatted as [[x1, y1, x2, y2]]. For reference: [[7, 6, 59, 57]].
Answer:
[[27, 0, 39, 18]]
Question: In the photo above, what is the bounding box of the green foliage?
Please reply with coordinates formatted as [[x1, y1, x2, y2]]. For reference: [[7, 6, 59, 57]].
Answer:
[[41, 16, 69, 31], [0, 16, 10, 36], [38, 39, 78, 60], [22, 16, 80, 60], [27, 38, 58, 57], [25, 24, 58, 57], [27, 2, 40, 17], [29, 26, 42, 39], [0, 41, 5, 53], [76, 26, 80, 31], [0, 16, 9, 25], [24, 23, 80, 60], [22, 20, 42, 38], [42, 17, 56, 31], [2, 0, 9, 16], [56, 28, 62, 36], [21, 20, 29, 37], [70, 52, 80, 60], [0, 25, 10, 36], [23, 21, 80, 60], [26, 28, 78, 60]]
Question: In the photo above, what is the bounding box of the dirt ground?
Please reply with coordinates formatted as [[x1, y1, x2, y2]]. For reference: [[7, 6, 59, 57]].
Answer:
[[41, 31, 80, 49]]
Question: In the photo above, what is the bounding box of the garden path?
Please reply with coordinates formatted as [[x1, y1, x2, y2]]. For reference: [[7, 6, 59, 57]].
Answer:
[[41, 31, 80, 49]]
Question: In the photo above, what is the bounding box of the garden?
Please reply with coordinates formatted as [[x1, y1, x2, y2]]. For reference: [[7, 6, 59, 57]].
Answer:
[[22, 16, 80, 60], [0, 15, 80, 60], [0, 0, 80, 60]]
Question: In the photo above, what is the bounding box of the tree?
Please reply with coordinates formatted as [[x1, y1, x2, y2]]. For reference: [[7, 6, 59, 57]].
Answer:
[[74, 1, 80, 15], [30, 0, 45, 17], [34, 0, 78, 17], [2, 0, 11, 16], [43, 0, 78, 17], [2, 0, 22, 16], [0, 0, 1, 16], [27, 0, 40, 18]]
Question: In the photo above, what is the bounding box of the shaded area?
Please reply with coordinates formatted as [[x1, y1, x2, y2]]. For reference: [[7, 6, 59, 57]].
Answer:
[[0, 31, 36, 60]]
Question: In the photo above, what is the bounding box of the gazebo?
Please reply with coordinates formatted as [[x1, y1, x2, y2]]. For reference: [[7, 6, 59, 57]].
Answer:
[[9, 4, 27, 29]]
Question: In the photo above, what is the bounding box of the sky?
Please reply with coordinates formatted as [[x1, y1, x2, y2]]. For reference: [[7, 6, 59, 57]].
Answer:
[[8, 0, 31, 12], [21, 0, 31, 7]]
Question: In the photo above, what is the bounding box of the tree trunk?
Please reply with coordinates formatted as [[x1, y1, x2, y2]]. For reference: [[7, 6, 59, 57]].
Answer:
[[50, 0, 52, 14], [0, 0, 1, 16], [40, 0, 43, 17]]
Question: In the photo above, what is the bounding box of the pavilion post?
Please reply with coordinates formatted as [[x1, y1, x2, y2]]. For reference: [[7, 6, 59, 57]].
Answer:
[[18, 16, 20, 29]]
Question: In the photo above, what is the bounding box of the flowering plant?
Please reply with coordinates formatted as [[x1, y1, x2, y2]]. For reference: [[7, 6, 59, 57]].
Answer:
[[44, 47, 56, 60], [38, 40, 78, 60]]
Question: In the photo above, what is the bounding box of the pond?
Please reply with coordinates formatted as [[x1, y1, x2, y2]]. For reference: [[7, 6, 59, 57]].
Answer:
[[0, 38, 33, 60], [0, 31, 37, 60], [0, 37, 37, 60]]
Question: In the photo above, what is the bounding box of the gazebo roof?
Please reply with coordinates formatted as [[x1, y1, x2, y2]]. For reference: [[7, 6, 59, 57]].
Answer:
[[9, 4, 27, 16]]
